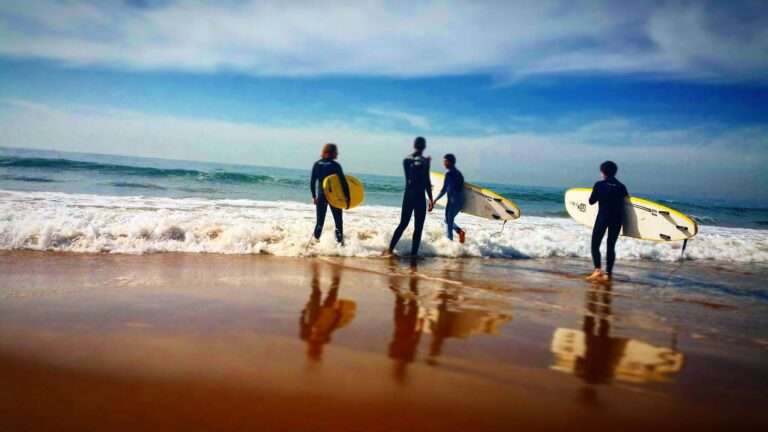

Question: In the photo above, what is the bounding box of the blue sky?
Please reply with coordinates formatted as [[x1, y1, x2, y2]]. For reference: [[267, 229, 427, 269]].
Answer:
[[0, 0, 766, 203]]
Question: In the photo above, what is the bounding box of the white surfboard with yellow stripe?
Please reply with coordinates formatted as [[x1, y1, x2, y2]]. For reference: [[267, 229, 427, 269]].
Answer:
[[430, 172, 521, 221], [564, 187, 698, 242]]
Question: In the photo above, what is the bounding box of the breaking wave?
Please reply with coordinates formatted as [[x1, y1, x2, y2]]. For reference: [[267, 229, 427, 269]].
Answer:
[[1, 189, 766, 262]]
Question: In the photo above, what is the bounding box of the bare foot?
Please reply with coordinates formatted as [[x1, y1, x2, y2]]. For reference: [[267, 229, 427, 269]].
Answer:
[[458, 229, 466, 244], [597, 273, 612, 283], [585, 269, 603, 281], [381, 249, 395, 258]]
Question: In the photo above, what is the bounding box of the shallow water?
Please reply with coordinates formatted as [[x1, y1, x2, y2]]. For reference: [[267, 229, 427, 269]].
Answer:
[[3, 146, 768, 228], [2, 188, 767, 265]]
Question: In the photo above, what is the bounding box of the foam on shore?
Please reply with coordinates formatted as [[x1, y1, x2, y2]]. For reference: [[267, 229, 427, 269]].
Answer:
[[1, 189, 767, 262]]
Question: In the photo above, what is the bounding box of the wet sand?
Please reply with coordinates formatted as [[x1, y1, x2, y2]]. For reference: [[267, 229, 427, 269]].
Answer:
[[1, 251, 767, 431]]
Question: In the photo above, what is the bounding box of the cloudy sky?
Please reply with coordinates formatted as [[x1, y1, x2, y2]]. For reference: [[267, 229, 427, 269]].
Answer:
[[0, 0, 766, 202]]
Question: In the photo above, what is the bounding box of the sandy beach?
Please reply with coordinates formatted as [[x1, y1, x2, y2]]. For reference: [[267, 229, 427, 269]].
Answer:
[[1, 251, 766, 431], [2, 1, 767, 430]]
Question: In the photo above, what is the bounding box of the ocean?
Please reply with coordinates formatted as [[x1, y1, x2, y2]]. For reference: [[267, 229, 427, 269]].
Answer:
[[3, 147, 768, 426], [1, 146, 767, 263]]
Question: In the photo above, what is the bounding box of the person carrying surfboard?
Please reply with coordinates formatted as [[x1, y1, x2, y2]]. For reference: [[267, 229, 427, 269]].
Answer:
[[385, 136, 434, 257], [310, 143, 350, 245], [434, 153, 466, 243], [586, 161, 629, 282]]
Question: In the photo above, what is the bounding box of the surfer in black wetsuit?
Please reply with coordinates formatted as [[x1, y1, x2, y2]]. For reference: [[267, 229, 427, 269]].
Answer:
[[310, 143, 350, 245], [434, 153, 466, 243], [384, 137, 434, 257], [587, 161, 629, 282]]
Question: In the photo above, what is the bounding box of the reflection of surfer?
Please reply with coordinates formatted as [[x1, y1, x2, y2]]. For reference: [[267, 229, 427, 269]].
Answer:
[[577, 283, 625, 385], [550, 282, 684, 401], [427, 287, 457, 362], [299, 262, 356, 362], [426, 302, 511, 364], [426, 261, 511, 364], [388, 259, 423, 383]]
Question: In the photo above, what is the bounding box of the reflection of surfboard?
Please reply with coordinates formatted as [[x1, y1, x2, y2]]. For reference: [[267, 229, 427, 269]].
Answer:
[[420, 307, 511, 338], [322, 174, 365, 209], [550, 328, 684, 383], [430, 172, 520, 221], [564, 188, 698, 242]]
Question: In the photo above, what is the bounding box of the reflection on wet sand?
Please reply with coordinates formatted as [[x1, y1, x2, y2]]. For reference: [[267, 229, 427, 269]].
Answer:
[[299, 261, 356, 362], [388, 259, 424, 383], [551, 282, 684, 387], [423, 261, 511, 364], [387, 259, 511, 381], [1, 253, 764, 430]]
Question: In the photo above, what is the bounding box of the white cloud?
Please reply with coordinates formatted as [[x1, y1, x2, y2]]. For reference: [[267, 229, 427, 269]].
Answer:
[[0, 1, 765, 81], [1, 99, 766, 202], [365, 107, 431, 130]]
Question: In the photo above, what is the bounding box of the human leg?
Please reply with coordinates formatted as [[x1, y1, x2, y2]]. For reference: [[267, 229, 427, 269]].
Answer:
[[605, 221, 621, 276], [330, 206, 344, 244], [411, 197, 427, 256], [389, 195, 415, 252], [313, 195, 329, 239]]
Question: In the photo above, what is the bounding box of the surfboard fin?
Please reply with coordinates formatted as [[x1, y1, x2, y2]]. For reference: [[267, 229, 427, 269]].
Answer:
[[681, 239, 688, 259]]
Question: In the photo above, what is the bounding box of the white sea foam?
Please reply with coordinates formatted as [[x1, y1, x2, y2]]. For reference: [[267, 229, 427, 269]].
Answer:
[[1, 189, 767, 263]]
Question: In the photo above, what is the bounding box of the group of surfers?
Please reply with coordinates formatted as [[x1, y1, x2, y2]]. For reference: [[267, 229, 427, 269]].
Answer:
[[309, 136, 628, 283]]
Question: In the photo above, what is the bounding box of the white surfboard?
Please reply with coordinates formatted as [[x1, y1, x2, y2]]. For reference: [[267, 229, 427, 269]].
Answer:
[[430, 172, 521, 221], [564, 188, 698, 242]]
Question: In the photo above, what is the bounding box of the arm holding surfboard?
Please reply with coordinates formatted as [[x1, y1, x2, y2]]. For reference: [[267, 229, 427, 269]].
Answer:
[[310, 143, 352, 245], [566, 161, 697, 282], [336, 163, 351, 209]]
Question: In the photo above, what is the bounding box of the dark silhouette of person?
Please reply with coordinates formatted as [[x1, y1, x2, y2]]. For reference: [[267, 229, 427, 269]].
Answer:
[[427, 287, 453, 363], [310, 143, 351, 245], [576, 283, 626, 385], [385, 137, 434, 257], [299, 262, 355, 362], [388, 259, 423, 383], [587, 160, 629, 282]]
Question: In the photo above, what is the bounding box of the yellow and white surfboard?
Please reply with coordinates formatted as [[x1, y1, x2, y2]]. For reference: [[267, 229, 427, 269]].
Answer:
[[564, 187, 698, 242], [430, 172, 520, 221], [322, 174, 365, 209]]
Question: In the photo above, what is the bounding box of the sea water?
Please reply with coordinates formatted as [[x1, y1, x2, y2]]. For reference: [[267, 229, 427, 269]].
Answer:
[[1, 146, 767, 263]]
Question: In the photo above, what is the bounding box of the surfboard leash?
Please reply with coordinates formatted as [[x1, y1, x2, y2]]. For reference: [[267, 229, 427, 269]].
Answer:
[[493, 220, 508, 237], [659, 239, 690, 295]]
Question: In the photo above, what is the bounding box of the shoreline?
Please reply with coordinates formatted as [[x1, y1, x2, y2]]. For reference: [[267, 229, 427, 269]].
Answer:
[[3, 188, 768, 262], [1, 251, 766, 430]]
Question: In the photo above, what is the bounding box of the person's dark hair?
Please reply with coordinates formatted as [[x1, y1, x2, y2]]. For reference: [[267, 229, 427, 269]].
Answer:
[[414, 136, 426, 151], [444, 153, 456, 164], [600, 160, 618, 177]]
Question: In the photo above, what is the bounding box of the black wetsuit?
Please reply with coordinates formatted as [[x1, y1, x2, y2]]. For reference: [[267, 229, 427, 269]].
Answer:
[[589, 177, 629, 275], [388, 152, 433, 255], [310, 158, 350, 244], [434, 168, 465, 241]]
